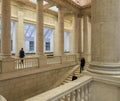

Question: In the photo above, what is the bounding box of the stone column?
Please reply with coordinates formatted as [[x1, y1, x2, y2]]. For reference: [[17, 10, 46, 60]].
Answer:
[[36, 0, 44, 56], [57, 6, 64, 55], [81, 15, 91, 63], [36, 0, 46, 66], [72, 14, 79, 54], [88, 0, 120, 75], [16, 10, 24, 57], [72, 14, 80, 61], [1, 0, 11, 58], [0, 0, 15, 73]]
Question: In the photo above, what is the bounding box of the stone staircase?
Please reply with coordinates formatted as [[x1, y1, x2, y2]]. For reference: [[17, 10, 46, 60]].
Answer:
[[61, 67, 82, 85], [61, 62, 89, 85]]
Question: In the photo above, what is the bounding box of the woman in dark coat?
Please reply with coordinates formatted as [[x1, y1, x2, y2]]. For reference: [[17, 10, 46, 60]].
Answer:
[[80, 57, 85, 73], [19, 48, 25, 64]]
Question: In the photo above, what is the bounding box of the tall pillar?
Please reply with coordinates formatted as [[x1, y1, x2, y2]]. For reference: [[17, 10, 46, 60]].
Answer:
[[88, 0, 120, 75], [57, 6, 64, 55], [36, 0, 44, 56], [71, 14, 81, 61], [16, 10, 24, 56], [36, 0, 46, 66], [82, 15, 91, 62], [1, 0, 11, 58], [0, 0, 15, 73], [71, 14, 79, 54]]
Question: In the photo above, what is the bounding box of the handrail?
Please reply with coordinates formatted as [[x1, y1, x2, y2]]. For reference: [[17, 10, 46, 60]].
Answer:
[[15, 57, 39, 70], [25, 76, 93, 101]]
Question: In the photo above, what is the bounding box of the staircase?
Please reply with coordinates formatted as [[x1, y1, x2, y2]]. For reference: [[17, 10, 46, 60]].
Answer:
[[61, 66, 82, 85], [61, 62, 89, 85]]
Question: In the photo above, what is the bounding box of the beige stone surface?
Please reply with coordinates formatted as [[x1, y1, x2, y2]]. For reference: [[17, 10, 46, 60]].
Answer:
[[91, 81, 120, 101], [0, 64, 75, 101]]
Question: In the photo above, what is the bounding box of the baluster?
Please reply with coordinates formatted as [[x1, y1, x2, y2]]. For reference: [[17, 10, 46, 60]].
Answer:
[[15, 60, 17, 69], [24, 59, 25, 68], [23, 58, 25, 68], [70, 91, 75, 101], [84, 84, 89, 101], [75, 89, 80, 101], [25, 59, 28, 68], [57, 98, 62, 101], [19, 59, 21, 69], [65, 94, 69, 101], [88, 82, 92, 101], [80, 86, 85, 101]]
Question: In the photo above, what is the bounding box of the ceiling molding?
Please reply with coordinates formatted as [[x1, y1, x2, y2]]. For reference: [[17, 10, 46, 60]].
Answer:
[[46, 0, 80, 14], [81, 6, 91, 16], [44, 4, 54, 10]]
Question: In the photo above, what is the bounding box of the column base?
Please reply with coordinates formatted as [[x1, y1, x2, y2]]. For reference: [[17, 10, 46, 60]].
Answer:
[[87, 62, 120, 75], [0, 57, 15, 73], [35, 54, 47, 67]]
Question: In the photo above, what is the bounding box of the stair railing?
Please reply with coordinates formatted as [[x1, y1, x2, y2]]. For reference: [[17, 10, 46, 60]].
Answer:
[[25, 76, 93, 101]]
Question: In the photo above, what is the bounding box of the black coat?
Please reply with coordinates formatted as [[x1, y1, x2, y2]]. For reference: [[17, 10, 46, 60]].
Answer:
[[19, 50, 25, 58], [72, 75, 77, 81], [80, 58, 85, 67]]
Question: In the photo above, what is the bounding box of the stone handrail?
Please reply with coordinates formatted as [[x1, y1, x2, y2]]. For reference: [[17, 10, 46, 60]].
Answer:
[[15, 57, 39, 70], [47, 56, 61, 64], [25, 76, 93, 101], [63, 55, 76, 62], [47, 55, 77, 64]]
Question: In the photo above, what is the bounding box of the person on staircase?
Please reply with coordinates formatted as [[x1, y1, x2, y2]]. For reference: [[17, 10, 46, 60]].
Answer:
[[80, 57, 85, 73], [72, 73, 77, 81]]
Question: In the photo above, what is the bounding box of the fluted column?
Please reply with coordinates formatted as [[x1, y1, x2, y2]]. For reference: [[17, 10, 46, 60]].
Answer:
[[57, 6, 64, 55], [88, 0, 120, 75], [1, 0, 11, 58], [36, 0, 44, 56]]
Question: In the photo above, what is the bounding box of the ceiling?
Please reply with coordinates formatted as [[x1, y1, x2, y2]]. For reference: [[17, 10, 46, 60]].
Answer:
[[14, 0, 91, 16], [72, 0, 91, 6]]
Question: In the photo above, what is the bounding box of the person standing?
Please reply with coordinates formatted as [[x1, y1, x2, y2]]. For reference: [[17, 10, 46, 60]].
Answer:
[[80, 57, 85, 73], [19, 48, 25, 64]]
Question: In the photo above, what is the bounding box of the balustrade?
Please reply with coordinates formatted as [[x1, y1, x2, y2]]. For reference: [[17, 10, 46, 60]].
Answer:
[[25, 76, 93, 101], [47, 55, 76, 64], [15, 57, 39, 70]]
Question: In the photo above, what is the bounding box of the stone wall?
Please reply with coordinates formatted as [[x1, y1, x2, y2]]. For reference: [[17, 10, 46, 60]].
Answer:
[[0, 65, 74, 101], [91, 80, 120, 101]]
